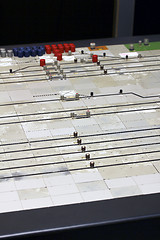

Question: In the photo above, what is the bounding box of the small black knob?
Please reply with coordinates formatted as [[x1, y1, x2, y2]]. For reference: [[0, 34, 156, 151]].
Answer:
[[73, 131, 78, 138], [100, 65, 104, 70], [90, 161, 95, 168], [85, 153, 90, 160], [81, 146, 86, 152], [77, 139, 82, 145]]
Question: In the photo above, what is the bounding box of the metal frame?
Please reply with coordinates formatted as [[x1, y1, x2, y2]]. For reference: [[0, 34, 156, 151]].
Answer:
[[114, 0, 135, 37], [0, 193, 160, 239]]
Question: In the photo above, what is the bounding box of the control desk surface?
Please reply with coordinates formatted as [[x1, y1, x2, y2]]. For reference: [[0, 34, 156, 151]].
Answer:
[[0, 39, 160, 238]]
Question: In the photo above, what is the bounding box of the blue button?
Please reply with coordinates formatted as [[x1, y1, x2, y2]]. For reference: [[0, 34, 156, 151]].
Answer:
[[19, 47, 25, 53], [31, 49, 37, 57], [25, 47, 31, 52], [17, 50, 24, 58], [24, 50, 30, 57], [37, 48, 43, 56], [39, 46, 45, 54], [32, 46, 38, 53], [13, 48, 18, 56]]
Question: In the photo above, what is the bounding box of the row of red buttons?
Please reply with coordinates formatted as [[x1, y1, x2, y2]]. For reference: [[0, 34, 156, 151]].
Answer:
[[45, 43, 75, 54], [44, 43, 76, 61]]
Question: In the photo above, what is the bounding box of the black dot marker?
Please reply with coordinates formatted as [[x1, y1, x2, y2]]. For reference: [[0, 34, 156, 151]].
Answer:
[[77, 139, 82, 145], [73, 131, 78, 138], [81, 146, 86, 152], [90, 161, 95, 168], [85, 153, 90, 160]]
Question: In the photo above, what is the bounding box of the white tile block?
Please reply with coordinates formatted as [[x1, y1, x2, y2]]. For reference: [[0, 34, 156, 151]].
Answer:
[[77, 180, 107, 192], [133, 173, 160, 185], [48, 184, 79, 196], [50, 127, 75, 136], [105, 177, 136, 189], [44, 174, 74, 187], [0, 180, 16, 192], [15, 177, 46, 190], [0, 201, 22, 213], [72, 169, 103, 183], [21, 197, 53, 210], [81, 190, 112, 202], [139, 183, 160, 195], [25, 130, 52, 139], [52, 193, 83, 206], [110, 186, 142, 198], [0, 191, 19, 202], [9, 90, 34, 101], [18, 187, 49, 200]]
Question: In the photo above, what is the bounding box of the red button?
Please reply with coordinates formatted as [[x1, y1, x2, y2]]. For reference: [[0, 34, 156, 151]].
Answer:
[[51, 44, 57, 48], [70, 45, 75, 52], [46, 47, 51, 54], [92, 54, 98, 63], [64, 43, 69, 46], [64, 43, 70, 48], [59, 46, 64, 53], [52, 45, 58, 51], [40, 59, 46, 67], [54, 49, 60, 56], [57, 53, 62, 61], [65, 45, 70, 52], [52, 47, 58, 53], [45, 45, 50, 50], [58, 44, 64, 48], [69, 43, 75, 47], [58, 44, 63, 48]]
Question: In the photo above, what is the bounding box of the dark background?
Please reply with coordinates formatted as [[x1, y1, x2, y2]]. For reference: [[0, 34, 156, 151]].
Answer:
[[0, 0, 114, 45], [0, 0, 160, 45], [133, 0, 160, 36]]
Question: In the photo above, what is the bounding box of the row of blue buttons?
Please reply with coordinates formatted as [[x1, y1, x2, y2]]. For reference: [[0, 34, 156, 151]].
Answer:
[[13, 46, 45, 58]]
